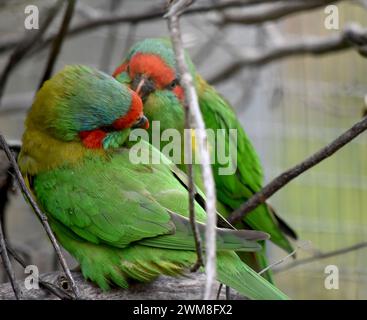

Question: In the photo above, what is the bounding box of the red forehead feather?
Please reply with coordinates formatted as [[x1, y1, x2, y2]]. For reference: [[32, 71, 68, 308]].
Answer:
[[113, 54, 184, 102], [128, 53, 175, 88]]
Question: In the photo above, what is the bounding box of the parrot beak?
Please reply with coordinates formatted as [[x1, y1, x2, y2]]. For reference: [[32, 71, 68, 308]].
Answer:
[[135, 78, 145, 97], [132, 115, 150, 129], [132, 75, 155, 101]]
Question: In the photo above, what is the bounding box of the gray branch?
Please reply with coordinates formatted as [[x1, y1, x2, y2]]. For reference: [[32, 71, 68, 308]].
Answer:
[[0, 135, 80, 299], [0, 0, 349, 57], [274, 241, 367, 273], [209, 24, 367, 84], [228, 115, 367, 224], [167, 1, 218, 299], [216, 0, 342, 25], [0, 272, 244, 300]]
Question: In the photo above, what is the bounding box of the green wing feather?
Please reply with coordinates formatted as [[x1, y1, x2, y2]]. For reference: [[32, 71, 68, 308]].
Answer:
[[34, 144, 266, 251], [33, 141, 288, 299], [197, 77, 295, 253]]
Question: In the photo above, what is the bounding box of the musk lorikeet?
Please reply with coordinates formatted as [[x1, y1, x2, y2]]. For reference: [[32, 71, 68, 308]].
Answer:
[[18, 64, 289, 299], [112, 39, 298, 282]]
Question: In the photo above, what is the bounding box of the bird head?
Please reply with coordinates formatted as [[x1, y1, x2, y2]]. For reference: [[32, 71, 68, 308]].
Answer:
[[112, 38, 196, 133], [26, 65, 149, 150]]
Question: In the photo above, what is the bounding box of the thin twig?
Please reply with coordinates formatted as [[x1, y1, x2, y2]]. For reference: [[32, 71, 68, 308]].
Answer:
[[164, 0, 195, 18], [228, 116, 367, 224], [120, 22, 138, 59], [0, 0, 63, 103], [209, 24, 367, 84], [185, 116, 204, 272], [99, 0, 124, 72], [0, 153, 12, 241], [258, 248, 298, 275], [216, 0, 341, 25], [0, 209, 21, 299], [0, 153, 13, 284], [0, 0, 340, 57], [0, 134, 80, 299], [274, 241, 367, 273], [38, 0, 77, 89], [4, 245, 74, 300], [167, 1, 217, 299]]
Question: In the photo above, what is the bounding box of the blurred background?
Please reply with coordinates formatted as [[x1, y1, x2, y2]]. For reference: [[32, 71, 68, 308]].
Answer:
[[0, 0, 366, 299]]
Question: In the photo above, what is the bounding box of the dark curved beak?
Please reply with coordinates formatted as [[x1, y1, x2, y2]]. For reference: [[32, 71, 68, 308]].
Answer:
[[132, 115, 149, 129], [131, 74, 155, 101]]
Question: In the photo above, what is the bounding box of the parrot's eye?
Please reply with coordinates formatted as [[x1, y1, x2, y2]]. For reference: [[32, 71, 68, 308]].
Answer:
[[167, 79, 179, 90]]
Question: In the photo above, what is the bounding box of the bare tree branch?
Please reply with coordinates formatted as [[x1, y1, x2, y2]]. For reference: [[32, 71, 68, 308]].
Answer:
[[38, 0, 77, 89], [99, 0, 124, 73], [0, 134, 80, 299], [216, 0, 342, 25], [0, 0, 64, 103], [167, 1, 217, 299], [184, 111, 204, 272], [120, 22, 138, 59], [4, 244, 74, 300], [209, 24, 367, 84], [167, 0, 204, 275], [165, 0, 195, 18], [0, 152, 13, 241], [0, 208, 21, 299], [274, 241, 367, 273], [228, 115, 367, 224], [0, 0, 343, 57], [0, 272, 243, 300]]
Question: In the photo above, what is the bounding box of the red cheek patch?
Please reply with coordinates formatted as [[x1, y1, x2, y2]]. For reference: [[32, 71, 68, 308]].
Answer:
[[113, 89, 144, 130], [79, 129, 107, 149]]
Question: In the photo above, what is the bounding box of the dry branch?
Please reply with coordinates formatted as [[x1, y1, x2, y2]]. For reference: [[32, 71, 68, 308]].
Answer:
[[0, 0, 348, 58], [274, 241, 367, 273], [0, 272, 244, 300], [184, 116, 204, 272], [216, 0, 342, 25], [209, 24, 367, 84], [38, 0, 77, 88], [1, 243, 74, 300], [167, 1, 217, 299], [0, 0, 64, 103], [0, 134, 80, 299], [0, 211, 21, 299], [166, 0, 204, 274], [228, 115, 367, 224]]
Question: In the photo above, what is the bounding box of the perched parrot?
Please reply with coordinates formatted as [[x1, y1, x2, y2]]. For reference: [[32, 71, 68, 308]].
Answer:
[[112, 39, 298, 282], [18, 65, 289, 299]]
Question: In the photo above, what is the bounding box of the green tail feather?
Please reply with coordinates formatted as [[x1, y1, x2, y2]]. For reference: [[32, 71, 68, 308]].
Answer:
[[245, 204, 294, 254], [217, 252, 288, 300], [52, 219, 288, 299]]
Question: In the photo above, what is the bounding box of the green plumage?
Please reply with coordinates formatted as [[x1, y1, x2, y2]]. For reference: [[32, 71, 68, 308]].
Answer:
[[33, 141, 287, 299], [20, 64, 289, 300], [115, 39, 298, 282]]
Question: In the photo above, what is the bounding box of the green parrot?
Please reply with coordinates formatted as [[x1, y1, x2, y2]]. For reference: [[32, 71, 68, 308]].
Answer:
[[112, 39, 298, 282], [18, 64, 289, 299]]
